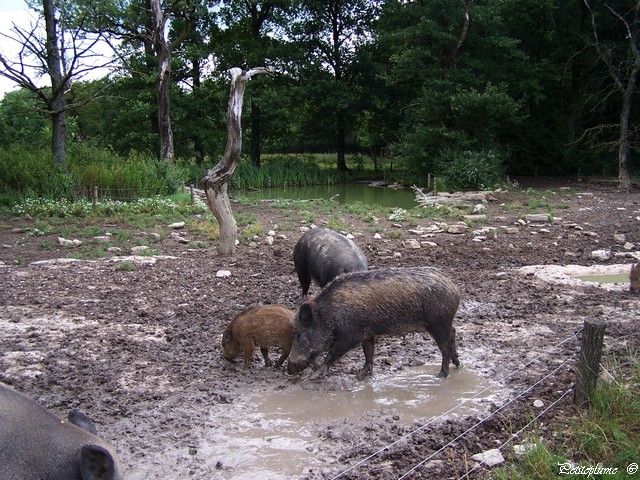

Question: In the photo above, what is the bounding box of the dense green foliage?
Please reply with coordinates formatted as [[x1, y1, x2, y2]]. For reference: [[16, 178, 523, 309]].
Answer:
[[1, 0, 638, 199]]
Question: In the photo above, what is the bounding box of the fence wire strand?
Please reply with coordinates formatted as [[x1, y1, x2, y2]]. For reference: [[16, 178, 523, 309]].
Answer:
[[329, 329, 582, 480]]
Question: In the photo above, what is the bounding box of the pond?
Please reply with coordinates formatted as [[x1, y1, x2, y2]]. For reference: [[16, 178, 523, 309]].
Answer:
[[233, 183, 419, 210]]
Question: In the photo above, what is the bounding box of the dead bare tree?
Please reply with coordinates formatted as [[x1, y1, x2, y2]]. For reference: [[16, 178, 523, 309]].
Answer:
[[203, 67, 276, 256], [584, 0, 640, 190], [0, 0, 115, 168]]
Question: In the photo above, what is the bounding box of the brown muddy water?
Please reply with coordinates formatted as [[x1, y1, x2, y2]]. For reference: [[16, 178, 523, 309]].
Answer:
[[196, 365, 500, 479]]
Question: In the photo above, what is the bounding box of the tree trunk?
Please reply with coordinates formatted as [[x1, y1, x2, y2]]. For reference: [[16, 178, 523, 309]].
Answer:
[[151, 0, 174, 163], [203, 67, 275, 255], [43, 0, 67, 168], [250, 100, 261, 167], [617, 88, 633, 191], [336, 113, 348, 172]]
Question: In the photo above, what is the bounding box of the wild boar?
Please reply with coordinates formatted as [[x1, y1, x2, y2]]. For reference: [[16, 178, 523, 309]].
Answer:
[[222, 304, 295, 368], [293, 227, 368, 297], [287, 267, 461, 379], [0, 382, 124, 480]]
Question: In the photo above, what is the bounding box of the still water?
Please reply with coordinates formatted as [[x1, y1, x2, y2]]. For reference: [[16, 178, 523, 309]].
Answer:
[[200, 365, 501, 479], [233, 183, 418, 210]]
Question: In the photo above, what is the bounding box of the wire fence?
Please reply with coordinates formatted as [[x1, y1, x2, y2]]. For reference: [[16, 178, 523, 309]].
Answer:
[[328, 327, 639, 480]]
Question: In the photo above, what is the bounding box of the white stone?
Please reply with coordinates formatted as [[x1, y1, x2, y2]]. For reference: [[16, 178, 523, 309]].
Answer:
[[471, 449, 504, 467], [623, 242, 636, 250], [168, 222, 185, 229], [591, 249, 612, 261], [268, 230, 276, 236], [525, 213, 550, 222], [473, 203, 486, 213], [403, 239, 421, 249], [503, 227, 519, 234], [446, 224, 468, 234], [422, 241, 438, 247], [131, 246, 149, 254], [533, 399, 544, 408], [614, 233, 626, 243], [264, 236, 274, 246], [216, 270, 231, 278], [374, 233, 382, 240]]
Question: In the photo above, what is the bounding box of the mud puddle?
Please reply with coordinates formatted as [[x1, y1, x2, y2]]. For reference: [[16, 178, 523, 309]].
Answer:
[[576, 273, 630, 284], [199, 365, 500, 479]]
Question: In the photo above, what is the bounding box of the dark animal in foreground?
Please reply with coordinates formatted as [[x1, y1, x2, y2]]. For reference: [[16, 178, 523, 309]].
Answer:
[[631, 261, 640, 293], [293, 227, 368, 297], [222, 304, 295, 368], [0, 382, 124, 480], [287, 267, 461, 379]]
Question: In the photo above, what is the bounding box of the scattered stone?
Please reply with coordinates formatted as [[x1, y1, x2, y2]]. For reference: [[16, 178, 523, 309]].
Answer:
[[169, 222, 186, 229], [614, 233, 626, 243], [513, 444, 535, 458], [463, 215, 486, 221], [517, 219, 527, 226], [623, 242, 636, 250], [583, 231, 599, 237], [591, 249, 612, 261], [538, 228, 550, 234], [268, 230, 276, 236], [473, 203, 486, 213], [502, 227, 519, 234], [57, 237, 82, 247], [445, 224, 468, 234], [107, 247, 122, 253], [422, 241, 438, 248], [373, 233, 382, 240], [131, 245, 150, 254], [402, 239, 421, 249], [264, 236, 275, 246], [216, 270, 231, 278], [148, 232, 161, 242], [471, 448, 505, 467], [524, 213, 550, 223], [533, 399, 544, 408]]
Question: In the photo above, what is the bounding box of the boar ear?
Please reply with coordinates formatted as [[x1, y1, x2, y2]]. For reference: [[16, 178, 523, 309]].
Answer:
[[298, 303, 314, 327], [81, 445, 118, 480], [68, 410, 98, 435]]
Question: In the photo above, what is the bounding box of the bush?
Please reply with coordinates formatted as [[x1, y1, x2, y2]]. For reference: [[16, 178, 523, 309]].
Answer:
[[436, 149, 505, 191]]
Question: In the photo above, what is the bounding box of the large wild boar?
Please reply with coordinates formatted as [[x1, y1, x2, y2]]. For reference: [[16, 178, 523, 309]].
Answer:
[[293, 227, 368, 297], [0, 382, 124, 480], [287, 267, 461, 379], [222, 304, 295, 368]]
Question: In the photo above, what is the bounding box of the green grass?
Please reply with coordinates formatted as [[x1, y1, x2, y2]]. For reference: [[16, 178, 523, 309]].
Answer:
[[494, 352, 640, 479]]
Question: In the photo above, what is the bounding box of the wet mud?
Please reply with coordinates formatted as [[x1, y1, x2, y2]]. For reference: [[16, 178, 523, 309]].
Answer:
[[1, 177, 639, 479]]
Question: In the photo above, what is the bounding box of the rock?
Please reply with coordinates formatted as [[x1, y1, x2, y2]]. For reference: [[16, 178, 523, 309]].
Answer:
[[374, 233, 382, 240], [446, 224, 468, 234], [57, 237, 82, 247], [623, 242, 636, 250], [502, 227, 519, 234], [513, 444, 535, 458], [402, 239, 421, 249], [268, 230, 276, 236], [264, 236, 275, 246], [533, 399, 544, 408], [422, 241, 438, 248], [107, 247, 122, 253], [591, 249, 612, 261], [148, 232, 161, 242], [168, 222, 185, 229], [216, 270, 231, 278], [463, 215, 487, 221], [131, 245, 150, 254], [524, 213, 550, 222], [614, 233, 626, 243], [473, 203, 486, 213], [471, 448, 505, 467]]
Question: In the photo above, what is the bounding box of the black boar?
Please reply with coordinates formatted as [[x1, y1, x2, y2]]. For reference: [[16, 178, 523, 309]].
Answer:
[[287, 267, 461, 379], [293, 227, 368, 297], [0, 382, 124, 480], [222, 304, 295, 368]]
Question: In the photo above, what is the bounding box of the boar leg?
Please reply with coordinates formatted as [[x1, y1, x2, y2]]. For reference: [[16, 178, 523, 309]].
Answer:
[[357, 336, 375, 379], [260, 347, 272, 367], [310, 338, 358, 380], [432, 330, 454, 378], [450, 327, 460, 368], [274, 347, 290, 368]]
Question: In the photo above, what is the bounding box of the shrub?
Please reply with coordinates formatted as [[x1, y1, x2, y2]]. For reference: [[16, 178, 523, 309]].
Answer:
[[435, 149, 505, 191]]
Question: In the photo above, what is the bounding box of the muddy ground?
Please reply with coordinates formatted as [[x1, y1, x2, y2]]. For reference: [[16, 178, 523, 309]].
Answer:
[[1, 177, 639, 479]]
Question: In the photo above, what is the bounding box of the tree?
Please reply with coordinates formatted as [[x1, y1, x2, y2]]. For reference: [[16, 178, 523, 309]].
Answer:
[[203, 67, 275, 255], [0, 0, 114, 167], [584, 0, 639, 190], [292, 0, 382, 172]]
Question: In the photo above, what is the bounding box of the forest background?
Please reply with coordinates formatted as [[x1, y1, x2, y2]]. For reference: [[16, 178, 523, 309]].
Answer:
[[0, 0, 638, 205]]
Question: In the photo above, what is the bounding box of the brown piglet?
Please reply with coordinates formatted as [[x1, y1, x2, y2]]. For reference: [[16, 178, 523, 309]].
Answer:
[[222, 304, 295, 368]]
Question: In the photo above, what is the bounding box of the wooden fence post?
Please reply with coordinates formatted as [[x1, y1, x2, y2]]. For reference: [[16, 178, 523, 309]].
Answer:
[[190, 184, 195, 206], [92, 186, 98, 207], [574, 319, 606, 408]]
